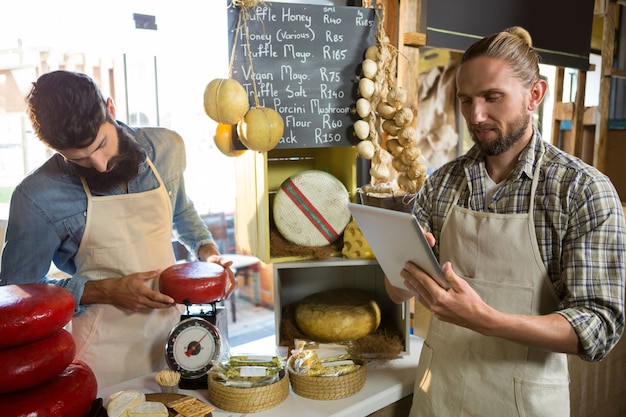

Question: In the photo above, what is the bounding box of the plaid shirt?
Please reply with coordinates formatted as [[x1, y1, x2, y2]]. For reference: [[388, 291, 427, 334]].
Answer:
[[414, 129, 626, 361]]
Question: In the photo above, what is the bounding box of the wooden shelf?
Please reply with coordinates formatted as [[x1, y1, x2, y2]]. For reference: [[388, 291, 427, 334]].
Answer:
[[234, 146, 357, 264]]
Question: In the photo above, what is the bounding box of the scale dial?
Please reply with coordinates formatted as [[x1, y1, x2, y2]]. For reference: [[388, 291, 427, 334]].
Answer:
[[165, 317, 221, 379]]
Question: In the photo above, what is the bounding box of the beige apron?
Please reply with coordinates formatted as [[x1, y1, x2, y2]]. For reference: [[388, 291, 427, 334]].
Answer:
[[71, 158, 183, 388], [410, 160, 570, 416]]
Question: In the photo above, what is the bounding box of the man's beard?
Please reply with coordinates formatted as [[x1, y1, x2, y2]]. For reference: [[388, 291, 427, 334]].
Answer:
[[74, 125, 143, 192], [469, 110, 530, 156]]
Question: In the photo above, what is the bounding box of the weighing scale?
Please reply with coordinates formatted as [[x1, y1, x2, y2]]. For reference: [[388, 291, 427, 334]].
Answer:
[[165, 302, 228, 390], [160, 261, 232, 390]]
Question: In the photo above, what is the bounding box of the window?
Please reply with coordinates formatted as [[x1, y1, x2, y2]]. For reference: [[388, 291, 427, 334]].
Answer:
[[0, 1, 236, 220]]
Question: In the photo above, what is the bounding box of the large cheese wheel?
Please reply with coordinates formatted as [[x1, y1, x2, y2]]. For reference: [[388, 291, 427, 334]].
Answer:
[[159, 262, 229, 304], [295, 289, 381, 342], [273, 170, 351, 247], [0, 328, 75, 394], [0, 360, 97, 417], [0, 283, 74, 349]]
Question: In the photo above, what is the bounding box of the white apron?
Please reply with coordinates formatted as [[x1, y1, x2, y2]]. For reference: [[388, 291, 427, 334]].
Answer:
[[410, 160, 570, 416], [71, 158, 183, 388]]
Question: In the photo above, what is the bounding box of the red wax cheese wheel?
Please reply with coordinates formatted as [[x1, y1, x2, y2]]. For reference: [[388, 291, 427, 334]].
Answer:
[[0, 328, 76, 394], [0, 359, 97, 417], [0, 283, 74, 349], [160, 262, 229, 304]]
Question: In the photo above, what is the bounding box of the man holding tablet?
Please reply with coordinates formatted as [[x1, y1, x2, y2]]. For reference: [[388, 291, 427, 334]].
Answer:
[[386, 27, 625, 416]]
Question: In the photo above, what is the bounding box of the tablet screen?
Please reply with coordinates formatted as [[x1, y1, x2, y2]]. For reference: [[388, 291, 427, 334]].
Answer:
[[347, 202, 450, 290]]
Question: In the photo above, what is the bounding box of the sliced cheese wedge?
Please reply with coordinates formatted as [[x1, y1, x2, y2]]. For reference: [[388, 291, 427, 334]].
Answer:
[[128, 401, 168, 417], [106, 390, 146, 417]]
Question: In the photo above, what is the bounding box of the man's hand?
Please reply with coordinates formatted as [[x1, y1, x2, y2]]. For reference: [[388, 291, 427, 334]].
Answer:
[[401, 261, 492, 331], [206, 255, 236, 299], [384, 275, 413, 303], [82, 270, 175, 311], [198, 243, 237, 299], [197, 243, 220, 261], [401, 261, 582, 354], [383, 225, 438, 304]]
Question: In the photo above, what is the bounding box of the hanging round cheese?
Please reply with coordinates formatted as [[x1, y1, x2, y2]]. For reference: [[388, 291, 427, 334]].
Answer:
[[295, 289, 381, 342], [273, 170, 351, 247]]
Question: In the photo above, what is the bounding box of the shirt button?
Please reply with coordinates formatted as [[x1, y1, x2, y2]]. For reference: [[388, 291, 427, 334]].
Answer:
[[488, 202, 495, 210]]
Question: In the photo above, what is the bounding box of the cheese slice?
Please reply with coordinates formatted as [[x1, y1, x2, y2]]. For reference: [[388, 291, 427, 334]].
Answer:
[[106, 390, 146, 417], [128, 401, 168, 417]]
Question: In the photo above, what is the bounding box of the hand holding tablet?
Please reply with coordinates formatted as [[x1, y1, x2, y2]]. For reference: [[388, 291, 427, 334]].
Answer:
[[347, 203, 450, 290]]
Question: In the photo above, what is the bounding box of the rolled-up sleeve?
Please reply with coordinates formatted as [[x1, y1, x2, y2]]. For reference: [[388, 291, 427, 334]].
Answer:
[[558, 180, 625, 361]]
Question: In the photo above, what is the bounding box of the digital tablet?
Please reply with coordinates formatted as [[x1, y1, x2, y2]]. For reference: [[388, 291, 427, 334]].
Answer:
[[347, 202, 450, 290]]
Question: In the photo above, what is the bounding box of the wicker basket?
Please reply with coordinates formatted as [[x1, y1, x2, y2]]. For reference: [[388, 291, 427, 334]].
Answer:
[[287, 356, 366, 400], [207, 369, 289, 413], [358, 189, 415, 213]]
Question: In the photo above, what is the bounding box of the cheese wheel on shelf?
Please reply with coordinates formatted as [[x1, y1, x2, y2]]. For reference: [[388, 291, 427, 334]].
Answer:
[[295, 289, 381, 341], [273, 170, 351, 247]]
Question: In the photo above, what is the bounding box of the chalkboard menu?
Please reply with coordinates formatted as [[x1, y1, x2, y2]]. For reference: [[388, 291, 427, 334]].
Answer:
[[227, 2, 376, 149]]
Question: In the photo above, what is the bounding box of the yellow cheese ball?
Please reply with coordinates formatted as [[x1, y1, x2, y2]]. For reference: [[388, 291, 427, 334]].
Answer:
[[203, 78, 249, 125], [295, 289, 381, 342], [237, 106, 284, 152], [213, 123, 246, 157]]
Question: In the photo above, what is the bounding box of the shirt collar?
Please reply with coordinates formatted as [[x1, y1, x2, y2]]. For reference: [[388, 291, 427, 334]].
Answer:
[[516, 127, 545, 181]]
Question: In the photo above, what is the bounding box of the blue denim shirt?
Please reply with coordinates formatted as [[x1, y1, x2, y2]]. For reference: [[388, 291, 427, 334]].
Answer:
[[0, 124, 215, 314]]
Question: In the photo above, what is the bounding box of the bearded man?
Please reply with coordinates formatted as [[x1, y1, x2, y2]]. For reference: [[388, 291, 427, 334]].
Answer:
[[0, 70, 234, 387], [385, 27, 625, 416]]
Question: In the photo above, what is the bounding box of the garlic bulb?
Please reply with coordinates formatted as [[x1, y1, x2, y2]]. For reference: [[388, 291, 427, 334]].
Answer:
[[354, 119, 370, 140], [359, 78, 376, 99], [356, 98, 371, 119], [376, 101, 397, 120], [386, 138, 403, 157], [391, 158, 409, 172], [408, 162, 427, 180], [370, 162, 390, 179], [361, 59, 378, 79], [387, 87, 408, 108], [401, 146, 421, 166], [357, 140, 376, 159], [382, 120, 401, 136], [377, 147, 393, 165], [397, 126, 417, 147], [353, 26, 428, 191], [394, 108, 414, 127], [364, 45, 379, 61]]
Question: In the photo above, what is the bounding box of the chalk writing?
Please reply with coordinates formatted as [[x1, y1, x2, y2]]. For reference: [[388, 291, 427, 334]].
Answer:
[[228, 1, 376, 148]]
